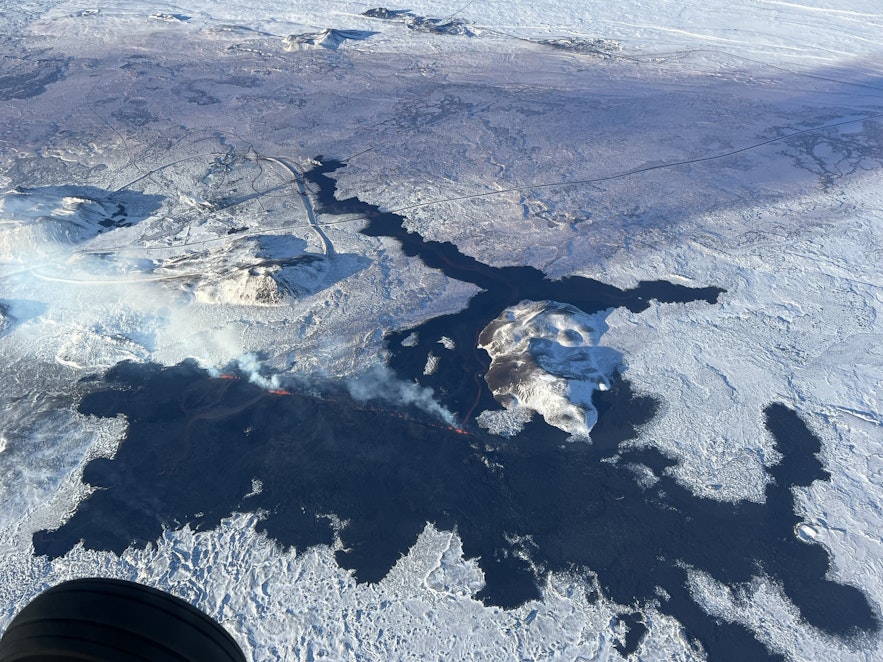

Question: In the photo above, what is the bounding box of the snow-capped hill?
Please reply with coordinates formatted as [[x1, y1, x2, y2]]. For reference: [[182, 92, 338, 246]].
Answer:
[[193, 264, 292, 306], [479, 301, 620, 440], [0, 186, 153, 263], [190, 235, 368, 306], [283, 29, 376, 51]]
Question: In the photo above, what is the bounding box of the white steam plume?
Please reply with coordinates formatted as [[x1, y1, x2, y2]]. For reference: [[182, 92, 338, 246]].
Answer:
[[233, 353, 282, 390], [346, 364, 457, 426]]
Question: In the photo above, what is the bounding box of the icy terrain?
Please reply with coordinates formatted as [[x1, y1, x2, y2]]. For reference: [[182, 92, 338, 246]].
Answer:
[[1, 1, 882, 660]]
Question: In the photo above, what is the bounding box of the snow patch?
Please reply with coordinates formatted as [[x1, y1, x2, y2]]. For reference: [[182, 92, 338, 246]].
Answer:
[[476, 406, 535, 438], [422, 351, 439, 375]]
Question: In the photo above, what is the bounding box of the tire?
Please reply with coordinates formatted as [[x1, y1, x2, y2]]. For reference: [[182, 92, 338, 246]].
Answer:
[[0, 577, 246, 661]]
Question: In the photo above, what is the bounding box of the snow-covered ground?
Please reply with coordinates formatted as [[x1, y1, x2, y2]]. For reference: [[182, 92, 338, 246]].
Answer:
[[1, 1, 882, 660]]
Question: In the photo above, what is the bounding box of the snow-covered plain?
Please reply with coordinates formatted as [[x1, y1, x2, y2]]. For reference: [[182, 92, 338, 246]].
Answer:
[[1, 1, 882, 660]]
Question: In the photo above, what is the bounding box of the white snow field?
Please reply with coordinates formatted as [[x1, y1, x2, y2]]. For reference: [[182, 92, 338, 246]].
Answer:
[[1, 1, 882, 660]]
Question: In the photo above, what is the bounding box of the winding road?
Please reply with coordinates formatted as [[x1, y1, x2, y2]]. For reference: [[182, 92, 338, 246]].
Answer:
[[257, 156, 335, 257]]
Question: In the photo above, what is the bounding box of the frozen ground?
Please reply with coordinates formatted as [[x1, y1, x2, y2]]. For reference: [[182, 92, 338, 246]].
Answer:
[[1, 1, 882, 660]]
